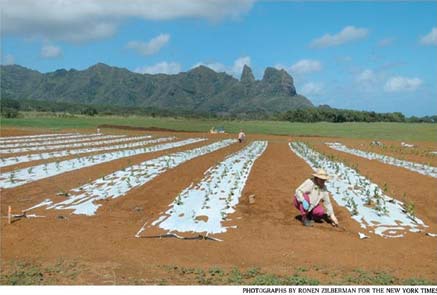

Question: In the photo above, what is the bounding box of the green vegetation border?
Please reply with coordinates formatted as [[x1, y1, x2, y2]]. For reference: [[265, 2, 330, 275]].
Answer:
[[1, 113, 436, 142]]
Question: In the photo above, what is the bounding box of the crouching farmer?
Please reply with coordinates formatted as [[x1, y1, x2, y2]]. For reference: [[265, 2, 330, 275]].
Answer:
[[293, 169, 339, 227]]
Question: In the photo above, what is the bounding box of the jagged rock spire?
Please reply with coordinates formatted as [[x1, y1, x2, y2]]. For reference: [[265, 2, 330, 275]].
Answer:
[[240, 64, 255, 83]]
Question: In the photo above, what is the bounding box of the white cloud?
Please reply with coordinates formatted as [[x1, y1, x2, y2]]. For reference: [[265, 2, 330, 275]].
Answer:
[[290, 59, 322, 74], [40, 44, 62, 58], [300, 82, 324, 96], [193, 56, 251, 77], [311, 26, 369, 48], [127, 34, 170, 56], [2, 54, 15, 65], [420, 27, 437, 46], [355, 69, 383, 92], [384, 76, 422, 92], [232, 56, 251, 75], [378, 37, 395, 47], [356, 69, 376, 83], [273, 64, 287, 71], [134, 61, 182, 75], [0, 0, 255, 42]]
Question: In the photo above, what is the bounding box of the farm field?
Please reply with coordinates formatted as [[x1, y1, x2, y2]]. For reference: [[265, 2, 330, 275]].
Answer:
[[1, 126, 436, 285], [2, 114, 437, 141]]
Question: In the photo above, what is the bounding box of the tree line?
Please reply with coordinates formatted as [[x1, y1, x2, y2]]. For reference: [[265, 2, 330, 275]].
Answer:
[[1, 98, 435, 123], [278, 107, 436, 123], [0, 98, 177, 118]]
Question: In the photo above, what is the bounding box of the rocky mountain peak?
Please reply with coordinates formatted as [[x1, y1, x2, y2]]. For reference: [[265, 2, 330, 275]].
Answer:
[[1, 62, 313, 115], [88, 63, 111, 71], [261, 67, 296, 96], [240, 64, 255, 84], [188, 65, 217, 76]]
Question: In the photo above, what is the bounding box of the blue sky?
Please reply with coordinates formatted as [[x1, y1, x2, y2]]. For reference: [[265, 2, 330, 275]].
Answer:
[[1, 0, 436, 116]]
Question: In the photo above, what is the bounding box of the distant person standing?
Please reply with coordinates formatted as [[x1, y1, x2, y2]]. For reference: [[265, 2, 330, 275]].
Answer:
[[238, 130, 246, 143]]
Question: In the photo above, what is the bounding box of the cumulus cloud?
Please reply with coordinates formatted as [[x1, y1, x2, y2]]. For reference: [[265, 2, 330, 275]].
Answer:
[[356, 69, 376, 83], [40, 44, 62, 58], [420, 27, 437, 46], [193, 56, 251, 77], [2, 54, 15, 65], [134, 61, 182, 75], [300, 82, 324, 96], [0, 0, 255, 42], [290, 59, 322, 74], [355, 69, 383, 92], [310, 26, 369, 48], [127, 34, 170, 56], [384, 76, 422, 92]]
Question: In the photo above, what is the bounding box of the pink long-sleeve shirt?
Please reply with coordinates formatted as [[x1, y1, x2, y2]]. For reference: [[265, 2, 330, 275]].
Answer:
[[295, 178, 334, 216]]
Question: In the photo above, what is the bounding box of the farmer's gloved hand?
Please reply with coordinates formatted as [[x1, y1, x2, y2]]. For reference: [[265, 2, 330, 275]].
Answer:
[[301, 200, 310, 211], [330, 214, 339, 226]]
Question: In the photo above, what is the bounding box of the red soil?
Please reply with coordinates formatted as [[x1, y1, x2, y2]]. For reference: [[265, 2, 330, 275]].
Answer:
[[1, 129, 436, 284]]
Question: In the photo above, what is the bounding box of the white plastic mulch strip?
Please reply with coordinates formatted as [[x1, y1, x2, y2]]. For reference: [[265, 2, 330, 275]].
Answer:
[[0, 138, 205, 189], [0, 133, 77, 142], [140, 141, 268, 237], [27, 139, 237, 216], [0, 134, 124, 150], [0, 134, 143, 154], [290, 142, 427, 238], [0, 136, 174, 168], [0, 133, 102, 145], [326, 142, 437, 178]]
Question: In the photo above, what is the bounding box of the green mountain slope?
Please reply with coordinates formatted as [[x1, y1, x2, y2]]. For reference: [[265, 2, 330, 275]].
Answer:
[[1, 63, 314, 115]]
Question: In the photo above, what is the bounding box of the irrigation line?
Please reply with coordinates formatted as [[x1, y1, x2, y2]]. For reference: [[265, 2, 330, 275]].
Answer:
[[314, 223, 358, 237], [134, 220, 221, 241], [136, 233, 222, 242]]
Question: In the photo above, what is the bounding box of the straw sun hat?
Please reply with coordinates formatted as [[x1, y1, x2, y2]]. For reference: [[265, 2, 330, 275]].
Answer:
[[312, 168, 330, 180]]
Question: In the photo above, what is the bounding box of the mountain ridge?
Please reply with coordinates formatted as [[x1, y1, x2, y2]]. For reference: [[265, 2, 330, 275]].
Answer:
[[1, 63, 314, 115]]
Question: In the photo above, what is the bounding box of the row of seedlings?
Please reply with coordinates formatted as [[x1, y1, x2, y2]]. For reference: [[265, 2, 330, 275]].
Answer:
[[0, 134, 125, 150], [137, 141, 268, 239], [326, 142, 437, 178], [0, 133, 78, 143], [26, 139, 238, 215], [0, 138, 206, 189], [0, 135, 164, 168], [290, 142, 428, 238], [0, 134, 152, 154], [0, 132, 107, 146]]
